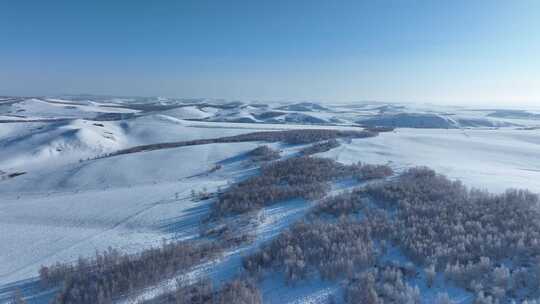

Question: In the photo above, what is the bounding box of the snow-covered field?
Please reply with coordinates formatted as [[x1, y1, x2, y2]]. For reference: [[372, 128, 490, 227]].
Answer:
[[321, 128, 540, 193], [1, 97, 540, 303]]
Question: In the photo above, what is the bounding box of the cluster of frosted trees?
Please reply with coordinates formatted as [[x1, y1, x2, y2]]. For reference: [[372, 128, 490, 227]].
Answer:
[[354, 163, 394, 180], [311, 189, 368, 216], [247, 145, 281, 162], [364, 167, 540, 300], [241, 166, 540, 303], [214, 157, 332, 216], [344, 266, 421, 304], [241, 216, 422, 303], [162, 279, 262, 304], [299, 138, 340, 155], [243, 219, 375, 282], [212, 156, 392, 217], [39, 241, 222, 304]]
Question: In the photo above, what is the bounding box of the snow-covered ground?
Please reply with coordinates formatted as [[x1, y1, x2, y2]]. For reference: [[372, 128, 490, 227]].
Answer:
[[0, 142, 259, 284], [320, 128, 540, 193], [1, 97, 540, 303]]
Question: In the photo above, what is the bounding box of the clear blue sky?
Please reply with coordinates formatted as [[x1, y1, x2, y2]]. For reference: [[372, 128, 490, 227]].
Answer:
[[1, 0, 539, 105]]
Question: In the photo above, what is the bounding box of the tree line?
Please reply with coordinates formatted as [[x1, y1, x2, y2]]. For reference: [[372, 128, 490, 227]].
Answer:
[[39, 241, 223, 304], [212, 156, 393, 217], [299, 139, 340, 156], [108, 129, 377, 157]]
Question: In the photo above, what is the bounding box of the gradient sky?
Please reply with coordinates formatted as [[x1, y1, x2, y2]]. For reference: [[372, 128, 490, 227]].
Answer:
[[1, 0, 539, 106]]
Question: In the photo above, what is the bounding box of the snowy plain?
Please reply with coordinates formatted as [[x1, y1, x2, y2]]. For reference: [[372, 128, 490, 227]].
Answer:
[[321, 128, 540, 193]]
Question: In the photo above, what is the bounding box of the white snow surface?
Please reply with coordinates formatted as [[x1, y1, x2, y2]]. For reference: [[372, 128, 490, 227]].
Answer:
[[320, 128, 540, 193]]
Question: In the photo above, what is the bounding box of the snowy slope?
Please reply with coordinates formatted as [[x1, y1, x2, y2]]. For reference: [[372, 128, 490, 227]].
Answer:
[[161, 106, 213, 120], [0, 120, 128, 171], [0, 142, 259, 287], [6, 98, 137, 120]]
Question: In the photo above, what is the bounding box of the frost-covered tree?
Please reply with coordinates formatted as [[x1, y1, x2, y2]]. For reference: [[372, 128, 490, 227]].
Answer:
[[345, 267, 420, 304], [425, 264, 436, 288], [435, 292, 454, 304]]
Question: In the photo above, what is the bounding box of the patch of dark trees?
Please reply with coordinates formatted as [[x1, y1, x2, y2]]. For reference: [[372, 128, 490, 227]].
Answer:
[[211, 156, 393, 217], [8, 172, 26, 178], [299, 139, 340, 155], [39, 241, 223, 304], [363, 126, 395, 133], [310, 189, 369, 217], [0, 170, 26, 181], [247, 145, 281, 162], [354, 163, 394, 180], [93, 113, 136, 121]]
